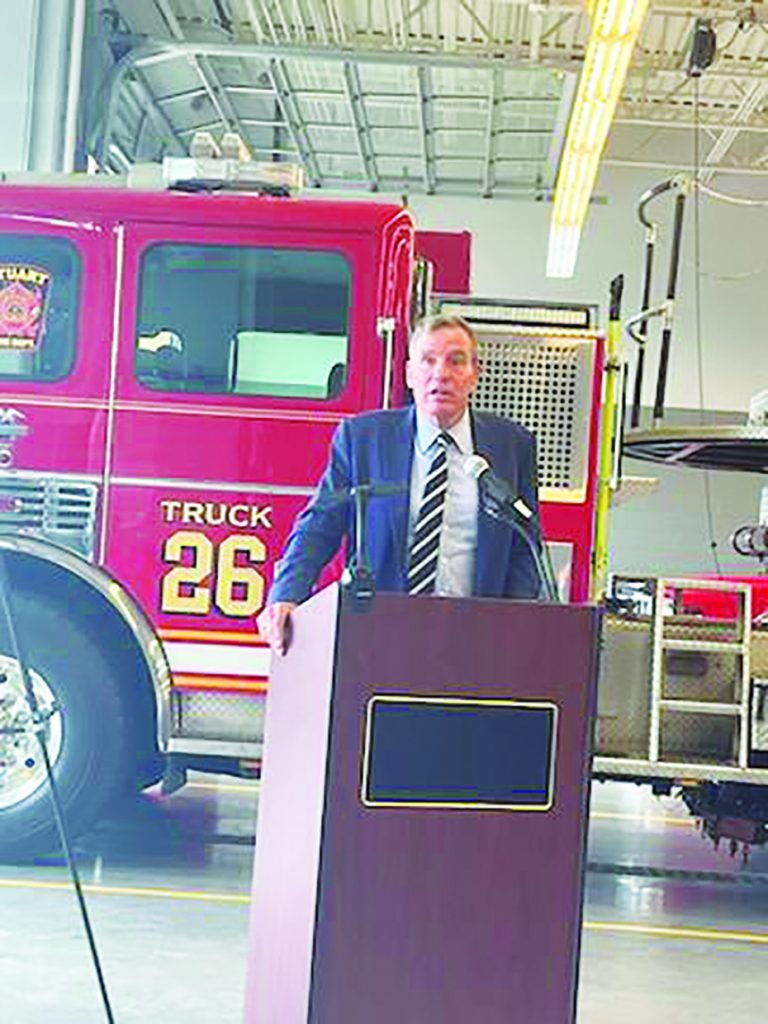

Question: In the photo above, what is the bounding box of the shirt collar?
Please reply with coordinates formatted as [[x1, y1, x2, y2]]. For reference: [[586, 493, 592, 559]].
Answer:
[[414, 407, 472, 456]]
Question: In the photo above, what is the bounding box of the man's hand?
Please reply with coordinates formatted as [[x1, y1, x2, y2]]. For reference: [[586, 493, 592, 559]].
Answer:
[[257, 601, 298, 656]]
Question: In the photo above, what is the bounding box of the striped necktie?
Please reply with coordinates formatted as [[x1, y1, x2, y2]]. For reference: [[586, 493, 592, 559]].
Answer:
[[407, 432, 451, 595]]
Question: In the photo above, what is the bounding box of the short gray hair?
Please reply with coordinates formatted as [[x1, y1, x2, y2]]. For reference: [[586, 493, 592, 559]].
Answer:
[[408, 314, 478, 362]]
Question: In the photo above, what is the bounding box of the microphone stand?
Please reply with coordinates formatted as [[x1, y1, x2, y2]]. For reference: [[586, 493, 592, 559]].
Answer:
[[481, 497, 560, 604], [343, 485, 376, 605], [340, 483, 406, 606]]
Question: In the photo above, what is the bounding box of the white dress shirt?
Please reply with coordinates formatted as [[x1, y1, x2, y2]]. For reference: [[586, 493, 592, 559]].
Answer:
[[408, 408, 479, 597]]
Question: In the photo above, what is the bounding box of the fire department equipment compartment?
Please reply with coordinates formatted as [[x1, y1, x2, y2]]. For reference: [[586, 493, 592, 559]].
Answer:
[[597, 578, 768, 772]]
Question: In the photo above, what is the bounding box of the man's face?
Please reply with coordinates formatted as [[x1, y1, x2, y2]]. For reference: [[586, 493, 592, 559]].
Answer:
[[405, 325, 479, 429]]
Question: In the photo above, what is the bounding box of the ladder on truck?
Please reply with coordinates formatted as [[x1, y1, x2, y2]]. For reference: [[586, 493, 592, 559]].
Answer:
[[648, 577, 752, 769]]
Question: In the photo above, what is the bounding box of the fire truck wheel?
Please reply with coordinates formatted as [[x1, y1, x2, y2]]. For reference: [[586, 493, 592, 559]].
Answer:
[[0, 592, 128, 861]]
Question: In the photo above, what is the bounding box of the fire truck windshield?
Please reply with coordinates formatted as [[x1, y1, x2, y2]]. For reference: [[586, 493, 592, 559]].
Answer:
[[135, 242, 351, 400]]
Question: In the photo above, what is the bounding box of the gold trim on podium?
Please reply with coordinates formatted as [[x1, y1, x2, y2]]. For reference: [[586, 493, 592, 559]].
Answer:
[[360, 694, 559, 812]]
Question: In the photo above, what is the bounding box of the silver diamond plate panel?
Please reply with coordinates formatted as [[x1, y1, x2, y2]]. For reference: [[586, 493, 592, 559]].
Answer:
[[659, 710, 738, 765], [598, 616, 768, 766], [754, 679, 768, 753]]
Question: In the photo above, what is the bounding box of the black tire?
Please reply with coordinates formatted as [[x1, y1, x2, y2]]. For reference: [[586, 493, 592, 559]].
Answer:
[[0, 591, 128, 860]]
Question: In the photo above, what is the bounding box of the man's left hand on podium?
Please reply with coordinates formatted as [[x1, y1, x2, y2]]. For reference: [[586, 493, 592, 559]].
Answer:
[[257, 600, 297, 657]]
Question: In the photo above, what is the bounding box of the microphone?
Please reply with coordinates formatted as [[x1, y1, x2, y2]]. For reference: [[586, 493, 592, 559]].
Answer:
[[463, 454, 534, 522], [463, 454, 560, 603]]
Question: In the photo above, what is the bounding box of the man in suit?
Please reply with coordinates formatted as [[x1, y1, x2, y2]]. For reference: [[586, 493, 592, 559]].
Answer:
[[257, 314, 542, 654]]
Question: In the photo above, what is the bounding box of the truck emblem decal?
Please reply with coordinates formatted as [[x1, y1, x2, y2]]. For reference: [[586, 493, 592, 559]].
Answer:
[[0, 264, 51, 350]]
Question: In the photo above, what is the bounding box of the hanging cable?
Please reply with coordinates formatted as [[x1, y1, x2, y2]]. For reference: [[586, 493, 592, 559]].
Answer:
[[697, 181, 768, 207], [0, 554, 116, 1023], [691, 74, 722, 574]]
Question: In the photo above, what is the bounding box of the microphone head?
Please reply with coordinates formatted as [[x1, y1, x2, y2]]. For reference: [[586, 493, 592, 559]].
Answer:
[[463, 454, 490, 481]]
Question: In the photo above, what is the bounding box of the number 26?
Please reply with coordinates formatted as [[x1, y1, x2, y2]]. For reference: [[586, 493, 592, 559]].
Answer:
[[161, 531, 266, 617]]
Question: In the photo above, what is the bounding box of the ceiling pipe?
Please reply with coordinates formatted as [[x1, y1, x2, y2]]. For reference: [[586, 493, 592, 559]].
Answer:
[[62, 0, 87, 173]]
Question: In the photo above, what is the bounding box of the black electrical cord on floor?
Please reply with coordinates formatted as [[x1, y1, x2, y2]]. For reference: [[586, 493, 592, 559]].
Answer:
[[691, 73, 723, 574], [0, 553, 116, 1024]]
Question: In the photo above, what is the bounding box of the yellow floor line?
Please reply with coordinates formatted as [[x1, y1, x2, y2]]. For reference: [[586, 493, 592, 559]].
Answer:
[[590, 810, 692, 828], [1, 879, 766, 947], [584, 920, 768, 945], [0, 877, 249, 904]]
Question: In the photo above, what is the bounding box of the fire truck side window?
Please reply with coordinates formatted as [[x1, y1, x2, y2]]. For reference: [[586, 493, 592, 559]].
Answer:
[[0, 234, 80, 381], [135, 244, 350, 399]]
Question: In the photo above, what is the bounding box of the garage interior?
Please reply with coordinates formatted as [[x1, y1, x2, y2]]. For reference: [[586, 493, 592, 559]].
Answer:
[[1, 2, 767, 1022]]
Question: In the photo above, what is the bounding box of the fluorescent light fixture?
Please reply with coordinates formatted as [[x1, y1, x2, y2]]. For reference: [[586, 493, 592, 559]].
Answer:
[[546, 0, 650, 278]]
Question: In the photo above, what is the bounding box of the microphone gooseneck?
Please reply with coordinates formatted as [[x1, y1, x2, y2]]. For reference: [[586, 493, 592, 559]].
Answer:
[[463, 454, 559, 603]]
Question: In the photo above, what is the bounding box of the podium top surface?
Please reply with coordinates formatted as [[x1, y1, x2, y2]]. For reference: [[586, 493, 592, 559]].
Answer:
[[623, 424, 768, 474]]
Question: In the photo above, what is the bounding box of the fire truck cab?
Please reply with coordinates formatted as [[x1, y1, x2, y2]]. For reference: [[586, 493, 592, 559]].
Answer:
[[0, 177, 414, 856]]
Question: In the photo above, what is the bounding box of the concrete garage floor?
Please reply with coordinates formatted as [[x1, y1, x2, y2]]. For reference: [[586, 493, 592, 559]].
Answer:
[[0, 778, 766, 1024]]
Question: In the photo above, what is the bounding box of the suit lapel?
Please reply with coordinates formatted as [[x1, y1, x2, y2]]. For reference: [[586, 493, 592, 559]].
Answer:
[[472, 413, 512, 596], [381, 407, 415, 588]]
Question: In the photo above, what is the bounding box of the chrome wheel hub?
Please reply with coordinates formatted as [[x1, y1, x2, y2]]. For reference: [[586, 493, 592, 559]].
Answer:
[[0, 655, 63, 809]]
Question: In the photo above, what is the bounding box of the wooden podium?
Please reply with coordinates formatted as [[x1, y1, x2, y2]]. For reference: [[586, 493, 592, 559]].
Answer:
[[244, 585, 600, 1024]]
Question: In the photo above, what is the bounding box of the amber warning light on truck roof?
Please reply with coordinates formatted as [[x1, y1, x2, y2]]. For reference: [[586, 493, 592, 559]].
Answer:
[[161, 131, 305, 196]]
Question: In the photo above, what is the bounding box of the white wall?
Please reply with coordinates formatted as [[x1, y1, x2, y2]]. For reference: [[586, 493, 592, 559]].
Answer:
[[403, 164, 768, 415]]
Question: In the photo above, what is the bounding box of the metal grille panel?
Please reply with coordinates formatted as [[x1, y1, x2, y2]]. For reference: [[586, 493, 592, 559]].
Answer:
[[0, 476, 98, 559], [471, 331, 595, 498], [173, 690, 265, 743]]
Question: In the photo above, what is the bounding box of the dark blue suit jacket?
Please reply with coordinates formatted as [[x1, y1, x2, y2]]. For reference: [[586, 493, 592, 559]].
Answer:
[[269, 406, 542, 603]]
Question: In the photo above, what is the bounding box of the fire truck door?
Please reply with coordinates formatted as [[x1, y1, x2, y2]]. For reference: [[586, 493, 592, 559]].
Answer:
[[103, 221, 379, 641], [0, 217, 112, 555]]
